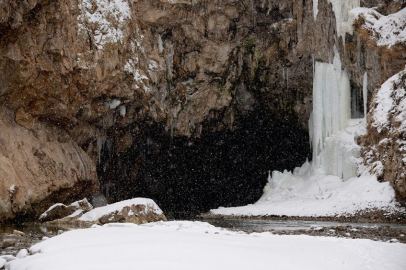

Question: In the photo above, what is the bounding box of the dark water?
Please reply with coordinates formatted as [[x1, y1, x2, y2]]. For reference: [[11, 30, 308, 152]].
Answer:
[[198, 218, 406, 232], [0, 223, 80, 235], [2, 219, 406, 235]]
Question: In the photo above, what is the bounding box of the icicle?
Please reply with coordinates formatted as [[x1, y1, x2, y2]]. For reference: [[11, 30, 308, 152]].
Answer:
[[97, 134, 106, 164], [313, 0, 318, 20], [158, 34, 163, 54], [363, 72, 368, 118], [108, 99, 121, 109], [326, 0, 360, 41], [119, 105, 126, 117]]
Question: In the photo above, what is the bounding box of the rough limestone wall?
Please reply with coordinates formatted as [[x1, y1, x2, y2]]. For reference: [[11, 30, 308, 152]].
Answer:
[[0, 106, 97, 221]]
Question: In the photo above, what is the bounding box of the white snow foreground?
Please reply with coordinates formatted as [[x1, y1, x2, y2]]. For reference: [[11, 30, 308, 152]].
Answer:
[[6, 221, 406, 270]]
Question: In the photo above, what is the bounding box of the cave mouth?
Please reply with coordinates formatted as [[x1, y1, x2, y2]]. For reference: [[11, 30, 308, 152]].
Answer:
[[98, 107, 311, 219]]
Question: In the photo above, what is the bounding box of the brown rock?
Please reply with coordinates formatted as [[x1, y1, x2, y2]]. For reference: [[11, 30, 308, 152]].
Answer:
[[0, 106, 98, 222], [1, 238, 17, 248], [39, 199, 94, 222]]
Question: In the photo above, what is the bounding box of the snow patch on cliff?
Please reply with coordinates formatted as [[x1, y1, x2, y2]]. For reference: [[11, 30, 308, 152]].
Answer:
[[371, 67, 406, 133], [351, 7, 406, 47], [77, 0, 131, 50]]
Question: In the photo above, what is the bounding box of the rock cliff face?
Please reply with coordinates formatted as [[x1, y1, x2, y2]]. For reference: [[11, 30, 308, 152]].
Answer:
[[0, 106, 97, 222], [0, 0, 405, 220]]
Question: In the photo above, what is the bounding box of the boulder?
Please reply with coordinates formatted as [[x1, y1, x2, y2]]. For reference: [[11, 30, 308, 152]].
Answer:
[[39, 199, 93, 222], [47, 198, 166, 227]]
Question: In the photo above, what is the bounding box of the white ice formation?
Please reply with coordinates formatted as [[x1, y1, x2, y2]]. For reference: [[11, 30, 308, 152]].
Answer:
[[313, 0, 360, 40]]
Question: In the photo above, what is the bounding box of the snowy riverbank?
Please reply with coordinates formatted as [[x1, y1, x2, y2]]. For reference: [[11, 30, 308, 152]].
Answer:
[[4, 221, 406, 270]]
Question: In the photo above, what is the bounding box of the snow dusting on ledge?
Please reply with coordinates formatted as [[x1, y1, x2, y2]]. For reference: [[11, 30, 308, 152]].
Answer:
[[371, 67, 406, 133], [77, 0, 131, 50]]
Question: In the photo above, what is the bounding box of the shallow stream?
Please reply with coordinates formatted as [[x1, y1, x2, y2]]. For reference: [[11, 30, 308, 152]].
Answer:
[[198, 218, 406, 232], [1, 219, 406, 235]]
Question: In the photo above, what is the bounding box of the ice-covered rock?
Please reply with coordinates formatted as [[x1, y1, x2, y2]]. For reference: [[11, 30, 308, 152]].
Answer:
[[16, 249, 29, 259]]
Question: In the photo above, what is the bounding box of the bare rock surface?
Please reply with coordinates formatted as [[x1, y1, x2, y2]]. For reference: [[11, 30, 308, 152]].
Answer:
[[0, 106, 98, 222]]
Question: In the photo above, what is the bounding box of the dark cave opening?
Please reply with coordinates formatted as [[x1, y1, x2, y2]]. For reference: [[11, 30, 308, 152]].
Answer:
[[97, 108, 311, 219]]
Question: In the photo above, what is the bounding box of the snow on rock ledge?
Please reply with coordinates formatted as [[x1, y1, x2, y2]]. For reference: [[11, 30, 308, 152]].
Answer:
[[360, 67, 406, 201], [48, 198, 166, 226], [39, 199, 93, 222], [78, 198, 165, 224]]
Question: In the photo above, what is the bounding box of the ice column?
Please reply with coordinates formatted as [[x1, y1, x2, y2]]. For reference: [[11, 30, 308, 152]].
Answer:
[[313, 0, 360, 39], [311, 46, 351, 171], [313, 0, 319, 20], [363, 72, 368, 118]]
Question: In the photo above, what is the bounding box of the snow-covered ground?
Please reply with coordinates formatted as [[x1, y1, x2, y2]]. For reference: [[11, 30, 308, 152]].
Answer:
[[6, 221, 406, 270]]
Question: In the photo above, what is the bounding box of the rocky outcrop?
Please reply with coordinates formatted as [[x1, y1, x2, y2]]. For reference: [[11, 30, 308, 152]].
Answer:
[[359, 68, 406, 203], [0, 106, 97, 222], [46, 198, 167, 226], [353, 5, 406, 204], [39, 199, 93, 222]]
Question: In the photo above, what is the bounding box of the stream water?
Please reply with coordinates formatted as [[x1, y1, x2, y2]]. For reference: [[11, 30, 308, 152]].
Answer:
[[1, 219, 406, 235], [198, 218, 406, 232]]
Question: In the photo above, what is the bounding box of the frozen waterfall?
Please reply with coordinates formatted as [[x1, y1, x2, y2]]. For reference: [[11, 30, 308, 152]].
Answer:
[[310, 46, 358, 180], [313, 0, 360, 40]]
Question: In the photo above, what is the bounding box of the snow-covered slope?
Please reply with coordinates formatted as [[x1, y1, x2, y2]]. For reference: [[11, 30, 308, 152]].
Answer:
[[6, 222, 406, 270]]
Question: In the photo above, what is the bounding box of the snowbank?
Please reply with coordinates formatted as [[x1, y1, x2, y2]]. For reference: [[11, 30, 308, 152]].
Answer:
[[78, 198, 163, 222], [351, 7, 406, 47], [6, 221, 406, 270]]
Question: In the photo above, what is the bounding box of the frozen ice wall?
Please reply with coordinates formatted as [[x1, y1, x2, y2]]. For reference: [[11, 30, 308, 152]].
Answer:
[[313, 0, 360, 40], [310, 47, 352, 170], [307, 45, 364, 181]]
